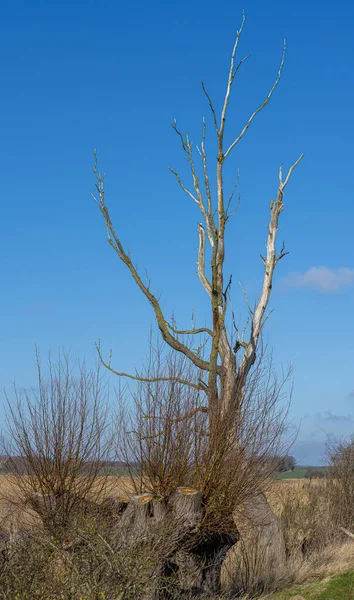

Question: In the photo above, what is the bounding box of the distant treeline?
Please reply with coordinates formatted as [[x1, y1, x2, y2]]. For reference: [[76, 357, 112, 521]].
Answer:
[[0, 457, 135, 476]]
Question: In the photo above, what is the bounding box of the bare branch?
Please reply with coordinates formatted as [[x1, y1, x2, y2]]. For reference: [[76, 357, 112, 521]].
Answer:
[[143, 406, 208, 423], [197, 223, 212, 297], [226, 169, 240, 217], [219, 11, 247, 138], [224, 39, 286, 160], [167, 322, 213, 337], [238, 280, 254, 316], [93, 153, 211, 373], [171, 123, 214, 247], [200, 118, 216, 242], [171, 119, 189, 153], [281, 153, 305, 189], [201, 82, 218, 134], [96, 342, 206, 393], [238, 153, 303, 385], [209, 19, 251, 383], [261, 308, 275, 329], [169, 168, 198, 204], [192, 336, 210, 359], [223, 274, 233, 306], [276, 240, 289, 263]]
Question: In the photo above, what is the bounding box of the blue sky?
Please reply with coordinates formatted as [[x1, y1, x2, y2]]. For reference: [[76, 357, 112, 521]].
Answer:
[[1, 0, 353, 464]]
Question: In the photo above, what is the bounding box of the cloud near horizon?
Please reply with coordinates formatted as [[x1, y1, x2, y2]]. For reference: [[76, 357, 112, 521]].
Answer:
[[316, 410, 354, 424], [281, 266, 354, 293], [304, 410, 354, 424]]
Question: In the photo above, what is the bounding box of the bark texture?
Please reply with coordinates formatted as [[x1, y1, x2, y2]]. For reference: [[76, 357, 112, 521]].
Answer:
[[109, 487, 238, 599], [231, 492, 286, 591], [239, 492, 285, 562]]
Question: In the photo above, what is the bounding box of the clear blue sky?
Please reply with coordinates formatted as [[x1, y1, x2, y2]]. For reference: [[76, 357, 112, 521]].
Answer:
[[1, 0, 353, 464]]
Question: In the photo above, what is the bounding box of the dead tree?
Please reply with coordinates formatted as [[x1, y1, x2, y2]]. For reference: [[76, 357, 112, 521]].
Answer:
[[92, 13, 302, 596]]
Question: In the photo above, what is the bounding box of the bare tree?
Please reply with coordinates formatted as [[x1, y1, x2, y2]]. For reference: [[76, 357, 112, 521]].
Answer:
[[92, 13, 302, 597], [2, 350, 112, 538]]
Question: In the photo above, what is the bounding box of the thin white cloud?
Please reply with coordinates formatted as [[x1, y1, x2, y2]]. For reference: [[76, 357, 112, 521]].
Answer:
[[316, 410, 354, 424], [281, 266, 354, 293]]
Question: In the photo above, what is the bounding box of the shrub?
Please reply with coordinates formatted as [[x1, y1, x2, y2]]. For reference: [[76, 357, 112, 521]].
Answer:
[[0, 510, 171, 600], [325, 437, 354, 531], [1, 351, 113, 540]]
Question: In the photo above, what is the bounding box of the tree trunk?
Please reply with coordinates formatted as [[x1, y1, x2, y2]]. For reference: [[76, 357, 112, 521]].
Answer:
[[240, 492, 285, 566], [231, 491, 286, 592], [110, 487, 238, 599]]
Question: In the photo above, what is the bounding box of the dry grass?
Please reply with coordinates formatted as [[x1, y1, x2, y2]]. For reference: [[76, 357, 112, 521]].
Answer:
[[0, 474, 133, 501], [0, 475, 135, 537], [0, 475, 307, 528], [2, 475, 354, 598], [222, 478, 354, 596], [273, 479, 354, 582], [266, 478, 319, 513]]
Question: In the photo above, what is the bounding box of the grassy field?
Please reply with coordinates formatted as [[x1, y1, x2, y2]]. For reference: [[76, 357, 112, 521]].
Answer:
[[276, 468, 309, 479], [267, 571, 354, 599], [276, 467, 327, 480]]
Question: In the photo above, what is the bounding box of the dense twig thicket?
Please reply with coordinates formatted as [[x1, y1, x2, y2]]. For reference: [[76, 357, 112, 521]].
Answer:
[[117, 339, 292, 531], [1, 351, 112, 537]]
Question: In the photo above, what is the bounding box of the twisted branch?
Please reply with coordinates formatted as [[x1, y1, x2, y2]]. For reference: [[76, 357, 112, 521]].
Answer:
[[96, 341, 207, 392]]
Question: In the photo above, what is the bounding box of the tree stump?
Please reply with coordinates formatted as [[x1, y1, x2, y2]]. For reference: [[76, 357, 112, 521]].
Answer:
[[110, 487, 238, 599]]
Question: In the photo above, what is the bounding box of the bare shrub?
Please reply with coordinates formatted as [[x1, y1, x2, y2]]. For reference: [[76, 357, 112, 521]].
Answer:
[[0, 516, 171, 600], [325, 436, 354, 531], [1, 492, 235, 600], [0, 343, 294, 597], [223, 477, 348, 597], [1, 350, 112, 538], [279, 481, 337, 558], [117, 339, 291, 530], [224, 476, 354, 597]]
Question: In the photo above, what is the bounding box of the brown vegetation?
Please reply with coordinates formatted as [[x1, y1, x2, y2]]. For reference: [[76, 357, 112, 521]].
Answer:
[[1, 351, 113, 539], [1, 354, 353, 598], [111, 338, 292, 595], [2, 474, 354, 598], [2, 11, 352, 600], [222, 475, 354, 597]]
